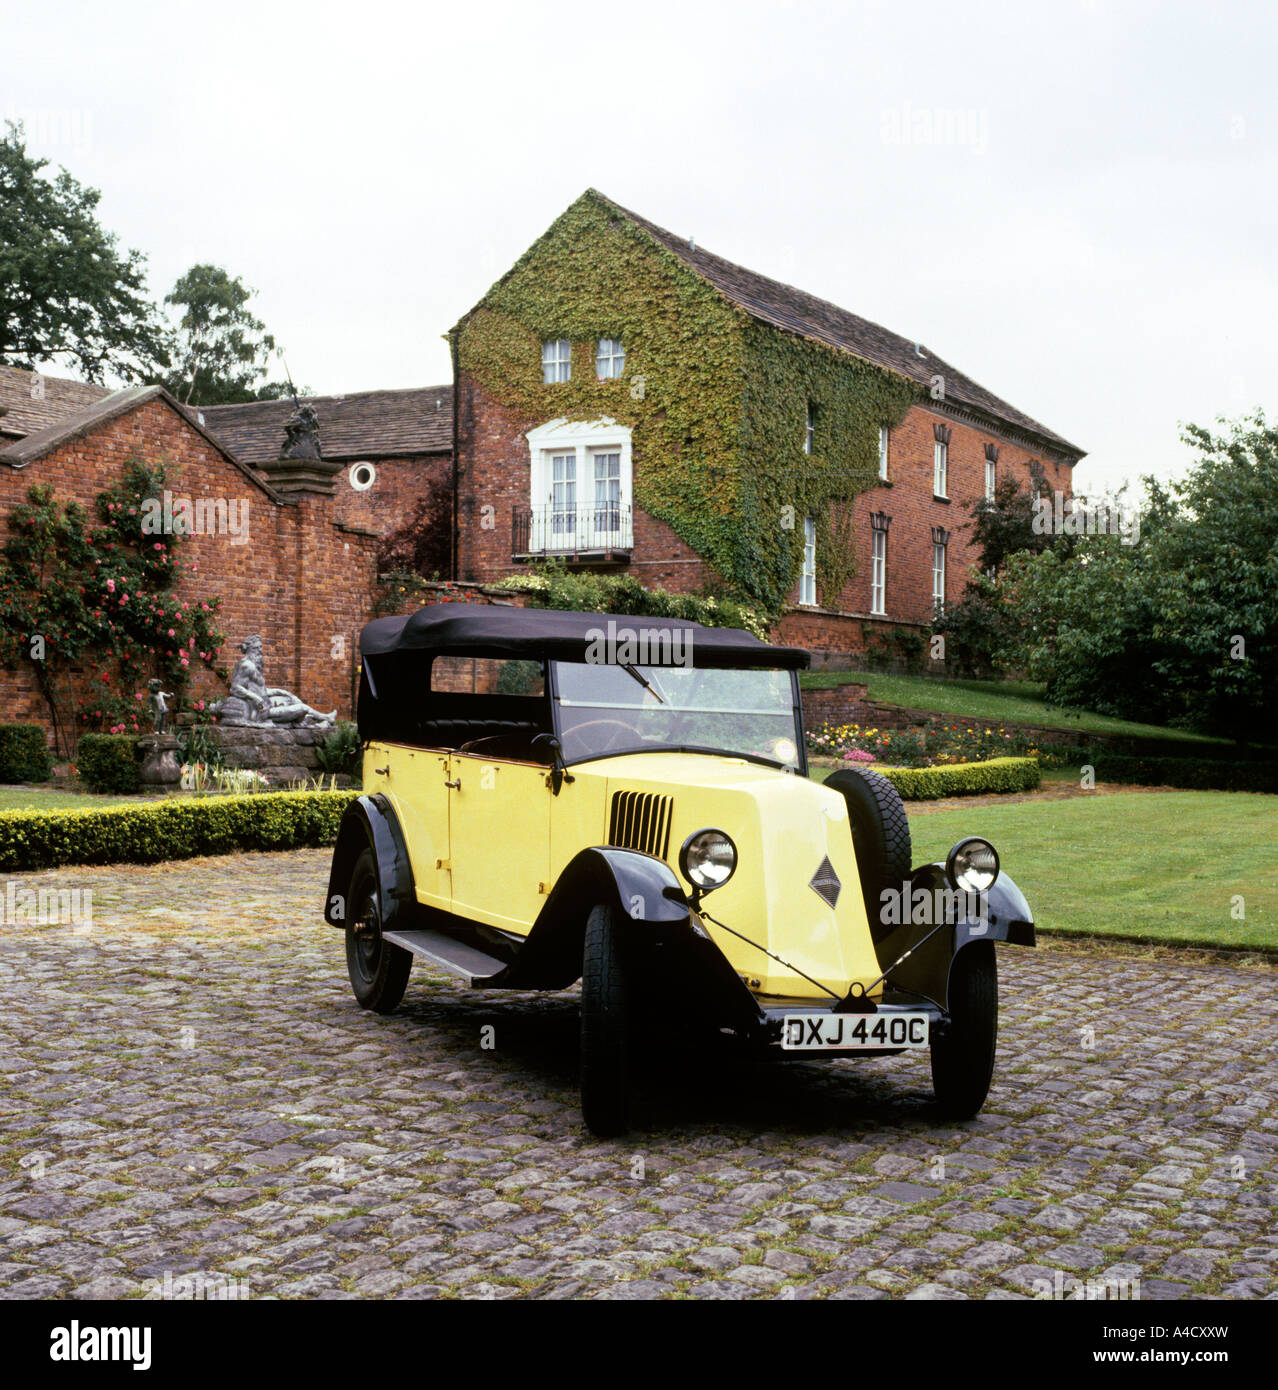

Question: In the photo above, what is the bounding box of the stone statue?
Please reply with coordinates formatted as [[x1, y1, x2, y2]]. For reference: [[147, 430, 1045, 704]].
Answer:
[[147, 679, 173, 734], [281, 402, 322, 460], [211, 636, 335, 728]]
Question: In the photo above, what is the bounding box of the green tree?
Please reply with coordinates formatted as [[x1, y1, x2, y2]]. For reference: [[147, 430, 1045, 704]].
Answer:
[[0, 122, 168, 381], [156, 263, 292, 406], [1003, 411, 1278, 738]]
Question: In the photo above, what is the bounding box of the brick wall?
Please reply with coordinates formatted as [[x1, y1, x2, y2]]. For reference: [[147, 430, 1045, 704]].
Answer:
[[0, 396, 379, 744], [325, 452, 451, 538]]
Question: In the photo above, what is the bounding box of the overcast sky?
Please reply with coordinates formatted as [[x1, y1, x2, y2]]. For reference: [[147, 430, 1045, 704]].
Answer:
[[6, 0, 1275, 495]]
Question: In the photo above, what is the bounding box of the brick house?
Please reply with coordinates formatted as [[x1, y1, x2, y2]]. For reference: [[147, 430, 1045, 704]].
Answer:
[[448, 190, 1084, 664], [0, 367, 379, 744], [198, 386, 453, 538]]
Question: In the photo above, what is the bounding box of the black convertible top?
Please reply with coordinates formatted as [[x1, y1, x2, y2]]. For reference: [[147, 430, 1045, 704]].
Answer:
[[359, 602, 810, 670]]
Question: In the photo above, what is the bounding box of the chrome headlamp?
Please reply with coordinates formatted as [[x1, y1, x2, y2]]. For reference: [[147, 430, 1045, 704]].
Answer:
[[945, 837, 1000, 894], [679, 828, 737, 893]]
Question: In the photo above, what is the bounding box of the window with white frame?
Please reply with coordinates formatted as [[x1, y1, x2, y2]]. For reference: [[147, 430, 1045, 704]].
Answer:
[[542, 339, 571, 384], [800, 515, 817, 605], [870, 514, 889, 616], [592, 449, 622, 533], [932, 527, 948, 611], [984, 443, 999, 502], [878, 424, 889, 480], [524, 417, 634, 553], [933, 439, 948, 497], [804, 402, 816, 455], [596, 338, 625, 379]]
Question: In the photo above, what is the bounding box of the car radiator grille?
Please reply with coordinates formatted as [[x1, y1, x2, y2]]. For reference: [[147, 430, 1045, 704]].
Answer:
[[608, 791, 673, 860]]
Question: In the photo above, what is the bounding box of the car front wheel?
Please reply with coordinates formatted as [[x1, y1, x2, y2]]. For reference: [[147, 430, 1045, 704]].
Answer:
[[930, 941, 998, 1119], [580, 902, 631, 1137], [344, 848, 413, 1013]]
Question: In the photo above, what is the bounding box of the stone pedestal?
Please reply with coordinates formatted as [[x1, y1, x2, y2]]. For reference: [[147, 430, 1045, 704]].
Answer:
[[138, 733, 182, 786], [198, 723, 343, 787]]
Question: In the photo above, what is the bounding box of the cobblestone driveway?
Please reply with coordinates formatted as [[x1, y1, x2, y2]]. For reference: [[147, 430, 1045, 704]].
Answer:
[[2, 851, 1275, 1301]]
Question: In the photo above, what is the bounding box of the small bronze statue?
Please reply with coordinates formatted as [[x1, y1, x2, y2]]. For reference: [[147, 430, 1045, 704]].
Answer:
[[211, 635, 335, 728], [148, 679, 173, 734], [281, 402, 322, 460]]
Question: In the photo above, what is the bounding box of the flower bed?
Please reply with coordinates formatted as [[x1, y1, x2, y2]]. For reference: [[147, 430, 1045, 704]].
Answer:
[[808, 720, 1081, 769]]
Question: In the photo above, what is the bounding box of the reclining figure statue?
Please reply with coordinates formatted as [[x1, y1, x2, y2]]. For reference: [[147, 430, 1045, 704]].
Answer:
[[211, 635, 336, 728]]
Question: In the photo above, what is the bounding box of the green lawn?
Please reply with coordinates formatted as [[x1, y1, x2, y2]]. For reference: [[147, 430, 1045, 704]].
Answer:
[[0, 786, 172, 812], [907, 791, 1277, 952], [800, 669, 1234, 749]]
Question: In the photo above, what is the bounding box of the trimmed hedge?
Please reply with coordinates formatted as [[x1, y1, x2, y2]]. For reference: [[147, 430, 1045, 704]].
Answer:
[[1091, 755, 1278, 793], [0, 790, 358, 872], [76, 734, 142, 794], [0, 724, 53, 784], [875, 757, 1041, 801]]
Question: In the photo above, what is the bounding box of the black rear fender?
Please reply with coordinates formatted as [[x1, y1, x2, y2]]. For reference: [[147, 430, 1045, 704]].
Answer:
[[324, 794, 415, 930]]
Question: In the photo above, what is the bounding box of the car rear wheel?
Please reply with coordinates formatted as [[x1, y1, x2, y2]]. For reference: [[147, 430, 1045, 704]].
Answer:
[[930, 941, 998, 1119], [344, 848, 413, 1013], [824, 767, 912, 944], [580, 902, 631, 1138]]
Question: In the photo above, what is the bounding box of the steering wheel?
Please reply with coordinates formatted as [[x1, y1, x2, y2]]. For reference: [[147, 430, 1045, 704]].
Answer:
[[568, 719, 638, 752]]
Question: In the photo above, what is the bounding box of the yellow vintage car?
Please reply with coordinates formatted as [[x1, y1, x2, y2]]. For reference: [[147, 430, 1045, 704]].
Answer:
[[324, 603, 1036, 1135]]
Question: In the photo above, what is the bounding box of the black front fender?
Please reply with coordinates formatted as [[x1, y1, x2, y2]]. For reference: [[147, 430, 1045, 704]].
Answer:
[[323, 794, 415, 931], [874, 863, 1035, 1012]]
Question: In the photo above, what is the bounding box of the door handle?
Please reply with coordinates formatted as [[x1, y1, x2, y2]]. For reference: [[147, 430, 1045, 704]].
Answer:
[[444, 777, 461, 789], [374, 765, 390, 776]]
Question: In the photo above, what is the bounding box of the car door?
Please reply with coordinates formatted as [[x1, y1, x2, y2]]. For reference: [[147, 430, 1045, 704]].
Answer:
[[447, 754, 551, 935], [375, 744, 452, 913]]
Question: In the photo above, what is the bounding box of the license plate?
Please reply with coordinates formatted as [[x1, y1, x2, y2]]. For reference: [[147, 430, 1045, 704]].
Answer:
[[781, 1011, 930, 1051]]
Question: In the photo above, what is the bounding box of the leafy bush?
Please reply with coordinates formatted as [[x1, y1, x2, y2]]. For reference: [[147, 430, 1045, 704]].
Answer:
[[0, 790, 358, 872], [863, 624, 928, 674], [874, 757, 1041, 800], [177, 722, 224, 771], [0, 724, 54, 784], [316, 721, 362, 777], [496, 660, 542, 695], [1090, 755, 1278, 793], [492, 564, 773, 640], [76, 733, 141, 794]]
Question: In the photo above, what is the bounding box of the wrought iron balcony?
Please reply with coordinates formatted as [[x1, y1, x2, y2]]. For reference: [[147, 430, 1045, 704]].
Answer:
[[512, 503, 634, 560]]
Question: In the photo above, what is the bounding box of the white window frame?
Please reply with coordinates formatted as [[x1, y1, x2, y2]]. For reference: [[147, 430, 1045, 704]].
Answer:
[[933, 439, 948, 498], [870, 529, 887, 616], [804, 402, 816, 455], [932, 540, 946, 611], [542, 339, 571, 384], [878, 424, 889, 480], [595, 338, 625, 379], [799, 515, 817, 606], [525, 416, 634, 551]]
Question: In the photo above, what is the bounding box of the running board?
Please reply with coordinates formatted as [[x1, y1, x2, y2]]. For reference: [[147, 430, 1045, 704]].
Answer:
[[382, 928, 507, 986]]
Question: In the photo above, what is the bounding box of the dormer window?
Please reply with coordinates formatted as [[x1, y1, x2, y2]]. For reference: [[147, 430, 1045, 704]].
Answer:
[[596, 339, 625, 379], [542, 340, 571, 384]]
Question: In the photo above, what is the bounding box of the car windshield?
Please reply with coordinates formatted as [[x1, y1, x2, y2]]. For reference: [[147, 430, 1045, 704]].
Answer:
[[552, 662, 802, 769]]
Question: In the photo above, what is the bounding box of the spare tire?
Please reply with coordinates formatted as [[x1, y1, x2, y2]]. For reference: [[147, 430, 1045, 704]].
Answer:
[[824, 767, 912, 945]]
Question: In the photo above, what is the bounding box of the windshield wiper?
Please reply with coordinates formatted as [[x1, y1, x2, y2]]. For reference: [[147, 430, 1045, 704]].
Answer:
[[620, 663, 665, 704]]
